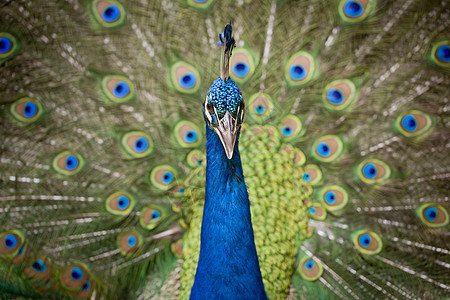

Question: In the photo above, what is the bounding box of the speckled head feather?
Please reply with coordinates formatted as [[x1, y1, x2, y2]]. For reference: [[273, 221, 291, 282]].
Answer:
[[203, 78, 245, 160], [202, 24, 245, 160], [205, 78, 243, 120]]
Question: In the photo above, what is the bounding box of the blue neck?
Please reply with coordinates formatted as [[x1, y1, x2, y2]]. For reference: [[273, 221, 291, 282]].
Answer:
[[190, 126, 266, 299]]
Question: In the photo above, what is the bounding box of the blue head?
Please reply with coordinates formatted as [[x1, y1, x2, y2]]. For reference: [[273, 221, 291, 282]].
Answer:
[[202, 78, 245, 159]]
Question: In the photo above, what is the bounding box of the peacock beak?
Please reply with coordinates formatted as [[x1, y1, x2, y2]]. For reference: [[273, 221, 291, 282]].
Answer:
[[213, 110, 239, 159]]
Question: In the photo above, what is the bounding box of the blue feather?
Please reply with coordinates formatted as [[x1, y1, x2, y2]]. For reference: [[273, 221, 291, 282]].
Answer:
[[190, 126, 267, 299]]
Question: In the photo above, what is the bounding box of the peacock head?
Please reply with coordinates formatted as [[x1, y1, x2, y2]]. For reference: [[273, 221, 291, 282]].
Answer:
[[202, 77, 245, 159]]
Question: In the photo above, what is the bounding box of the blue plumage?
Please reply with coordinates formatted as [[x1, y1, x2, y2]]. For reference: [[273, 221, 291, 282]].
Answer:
[[191, 29, 266, 295], [190, 126, 267, 299]]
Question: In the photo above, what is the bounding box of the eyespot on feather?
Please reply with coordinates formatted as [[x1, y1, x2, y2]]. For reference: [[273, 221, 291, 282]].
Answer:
[[395, 110, 432, 138], [149, 165, 177, 190], [279, 115, 303, 140], [70, 278, 95, 299], [303, 165, 322, 186], [357, 159, 390, 184], [101, 75, 134, 103], [298, 256, 323, 281], [323, 79, 357, 111], [0, 230, 24, 259], [248, 93, 274, 122], [0, 33, 19, 60], [140, 206, 163, 230], [105, 191, 135, 216], [60, 263, 90, 290], [186, 0, 215, 9], [53, 151, 84, 176], [169, 183, 186, 198], [338, 0, 375, 23], [308, 203, 327, 220], [416, 204, 449, 228], [285, 51, 316, 87], [352, 230, 382, 255], [170, 61, 201, 94], [174, 121, 202, 148], [23, 257, 53, 281], [430, 40, 449, 67], [311, 135, 344, 162], [186, 149, 205, 167], [10, 97, 43, 124], [319, 185, 349, 212], [121, 131, 154, 158], [117, 231, 142, 256], [229, 48, 255, 84], [92, 0, 125, 27]]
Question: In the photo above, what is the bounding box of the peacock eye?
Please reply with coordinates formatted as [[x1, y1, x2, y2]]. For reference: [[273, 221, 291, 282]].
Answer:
[[206, 102, 214, 114]]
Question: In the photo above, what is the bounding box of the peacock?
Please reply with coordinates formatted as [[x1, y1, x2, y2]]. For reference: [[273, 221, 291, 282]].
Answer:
[[0, 0, 449, 299]]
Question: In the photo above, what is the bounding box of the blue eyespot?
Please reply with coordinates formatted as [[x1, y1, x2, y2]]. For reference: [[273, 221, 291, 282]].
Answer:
[[127, 235, 137, 247], [184, 130, 198, 143], [309, 207, 316, 214], [113, 81, 130, 99], [117, 195, 130, 210], [281, 126, 293, 137], [305, 259, 315, 270], [162, 171, 174, 185], [178, 73, 197, 89], [32, 260, 47, 272], [344, 1, 364, 17], [359, 234, 371, 248], [424, 206, 437, 222], [255, 105, 266, 115], [0, 36, 12, 54], [65, 155, 79, 171], [303, 172, 311, 182], [316, 142, 331, 157], [82, 280, 90, 290], [289, 65, 307, 81], [18, 246, 24, 255], [324, 191, 336, 205], [4, 234, 17, 248], [102, 5, 120, 23], [23, 102, 38, 118], [151, 210, 161, 220], [134, 137, 149, 153], [326, 88, 344, 105], [362, 163, 377, 179], [401, 114, 417, 132], [436, 44, 450, 63], [179, 187, 185, 193], [232, 63, 250, 78], [71, 267, 83, 280]]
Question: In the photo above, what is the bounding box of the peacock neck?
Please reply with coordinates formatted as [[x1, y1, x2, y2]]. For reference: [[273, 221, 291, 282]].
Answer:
[[190, 126, 266, 299]]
